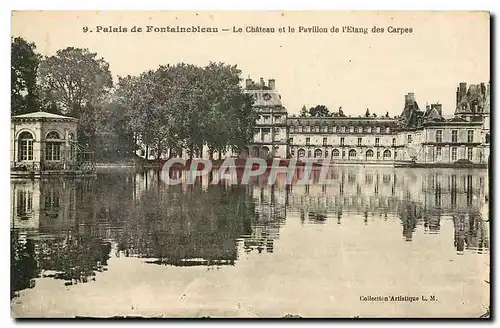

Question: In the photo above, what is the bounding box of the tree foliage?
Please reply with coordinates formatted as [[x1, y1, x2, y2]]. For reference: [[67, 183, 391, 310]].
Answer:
[[118, 62, 256, 160], [11, 37, 41, 115]]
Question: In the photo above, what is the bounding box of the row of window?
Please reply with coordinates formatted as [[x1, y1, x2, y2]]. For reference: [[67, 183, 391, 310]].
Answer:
[[289, 125, 392, 134], [436, 147, 474, 161], [18, 130, 75, 161], [435, 130, 474, 143], [290, 137, 398, 147], [291, 148, 395, 159]]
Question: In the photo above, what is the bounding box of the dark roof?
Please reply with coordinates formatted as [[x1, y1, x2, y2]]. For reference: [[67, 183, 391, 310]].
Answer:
[[287, 117, 399, 127]]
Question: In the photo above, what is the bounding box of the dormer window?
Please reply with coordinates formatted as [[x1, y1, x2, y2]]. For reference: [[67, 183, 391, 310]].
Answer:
[[262, 93, 271, 101]]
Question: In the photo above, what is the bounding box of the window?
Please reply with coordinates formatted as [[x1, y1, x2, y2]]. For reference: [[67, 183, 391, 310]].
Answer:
[[407, 134, 413, 143], [367, 126, 372, 133], [315, 149, 322, 158], [340, 137, 345, 146], [322, 126, 328, 132], [332, 149, 340, 157], [468, 148, 473, 161], [45, 131, 62, 161], [357, 138, 362, 146], [358, 126, 363, 133], [366, 149, 374, 158], [386, 127, 391, 133], [289, 138, 294, 145], [306, 126, 311, 132], [68, 132, 75, 161], [394, 151, 397, 159], [436, 147, 442, 159], [436, 130, 442, 143], [328, 126, 333, 132], [291, 149, 295, 157], [375, 138, 380, 146], [306, 137, 310, 145], [315, 126, 320, 132], [262, 115, 270, 122], [348, 149, 357, 158], [336, 126, 341, 133], [298, 126, 303, 133], [486, 133, 490, 144], [325, 150, 329, 158], [467, 130, 474, 143], [323, 137, 327, 146], [298, 149, 305, 157], [18, 131, 34, 161], [376, 127, 381, 133], [451, 147, 457, 161], [349, 126, 354, 133], [44, 189, 60, 213], [307, 150, 312, 157], [383, 149, 391, 159], [289, 126, 295, 133], [452, 130, 458, 143], [16, 189, 33, 217], [392, 138, 396, 146]]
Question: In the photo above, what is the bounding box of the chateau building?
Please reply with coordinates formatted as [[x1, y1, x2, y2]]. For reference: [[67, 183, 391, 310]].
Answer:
[[284, 81, 490, 166], [134, 78, 490, 167]]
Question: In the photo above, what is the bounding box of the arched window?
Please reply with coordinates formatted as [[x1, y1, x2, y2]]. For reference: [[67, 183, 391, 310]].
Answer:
[[46, 131, 61, 139], [45, 131, 62, 161], [383, 149, 392, 159], [18, 131, 34, 161], [349, 149, 357, 158], [332, 149, 340, 157], [298, 148, 306, 157], [366, 149, 374, 158], [314, 149, 322, 158]]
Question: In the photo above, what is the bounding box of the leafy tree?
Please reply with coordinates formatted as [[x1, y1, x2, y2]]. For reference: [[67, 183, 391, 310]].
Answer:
[[11, 37, 41, 115], [309, 105, 330, 117], [299, 105, 308, 117], [37, 47, 113, 148]]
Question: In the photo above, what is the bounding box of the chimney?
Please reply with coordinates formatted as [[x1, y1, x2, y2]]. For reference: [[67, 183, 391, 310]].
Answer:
[[481, 82, 486, 97], [259, 77, 265, 87], [407, 93, 415, 102], [268, 79, 276, 90], [456, 87, 460, 106], [435, 104, 442, 116], [459, 82, 467, 97], [426, 104, 431, 111], [245, 77, 253, 89]]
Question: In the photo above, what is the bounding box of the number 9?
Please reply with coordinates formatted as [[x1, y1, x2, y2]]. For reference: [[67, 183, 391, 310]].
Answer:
[[83, 26, 88, 33]]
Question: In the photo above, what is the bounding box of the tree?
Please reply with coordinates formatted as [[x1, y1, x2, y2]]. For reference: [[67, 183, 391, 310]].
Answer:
[[309, 105, 330, 117], [38, 47, 113, 148], [118, 62, 255, 162], [11, 37, 41, 115], [299, 105, 308, 117], [365, 108, 370, 117]]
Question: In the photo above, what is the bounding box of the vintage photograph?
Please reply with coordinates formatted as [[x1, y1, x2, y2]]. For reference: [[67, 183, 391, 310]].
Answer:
[[10, 11, 490, 318]]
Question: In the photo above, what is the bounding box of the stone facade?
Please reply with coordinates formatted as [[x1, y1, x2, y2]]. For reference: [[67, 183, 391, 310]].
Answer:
[[11, 112, 79, 172]]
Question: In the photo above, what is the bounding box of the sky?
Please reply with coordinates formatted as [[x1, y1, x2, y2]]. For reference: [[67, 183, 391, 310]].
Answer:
[[11, 11, 490, 117]]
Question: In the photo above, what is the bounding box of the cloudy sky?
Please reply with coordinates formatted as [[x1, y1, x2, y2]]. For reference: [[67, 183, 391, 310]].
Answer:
[[11, 11, 490, 117]]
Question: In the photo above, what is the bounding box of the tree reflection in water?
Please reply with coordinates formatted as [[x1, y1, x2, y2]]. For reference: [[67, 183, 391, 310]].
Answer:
[[122, 181, 255, 266]]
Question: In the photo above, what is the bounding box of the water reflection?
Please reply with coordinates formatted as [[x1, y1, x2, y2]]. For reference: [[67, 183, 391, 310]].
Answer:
[[11, 167, 490, 299]]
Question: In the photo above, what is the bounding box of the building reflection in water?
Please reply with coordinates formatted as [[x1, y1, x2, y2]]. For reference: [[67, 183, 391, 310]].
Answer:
[[11, 166, 489, 298]]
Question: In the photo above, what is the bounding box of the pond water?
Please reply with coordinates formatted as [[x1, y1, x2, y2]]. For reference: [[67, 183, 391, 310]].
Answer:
[[10, 166, 490, 318]]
